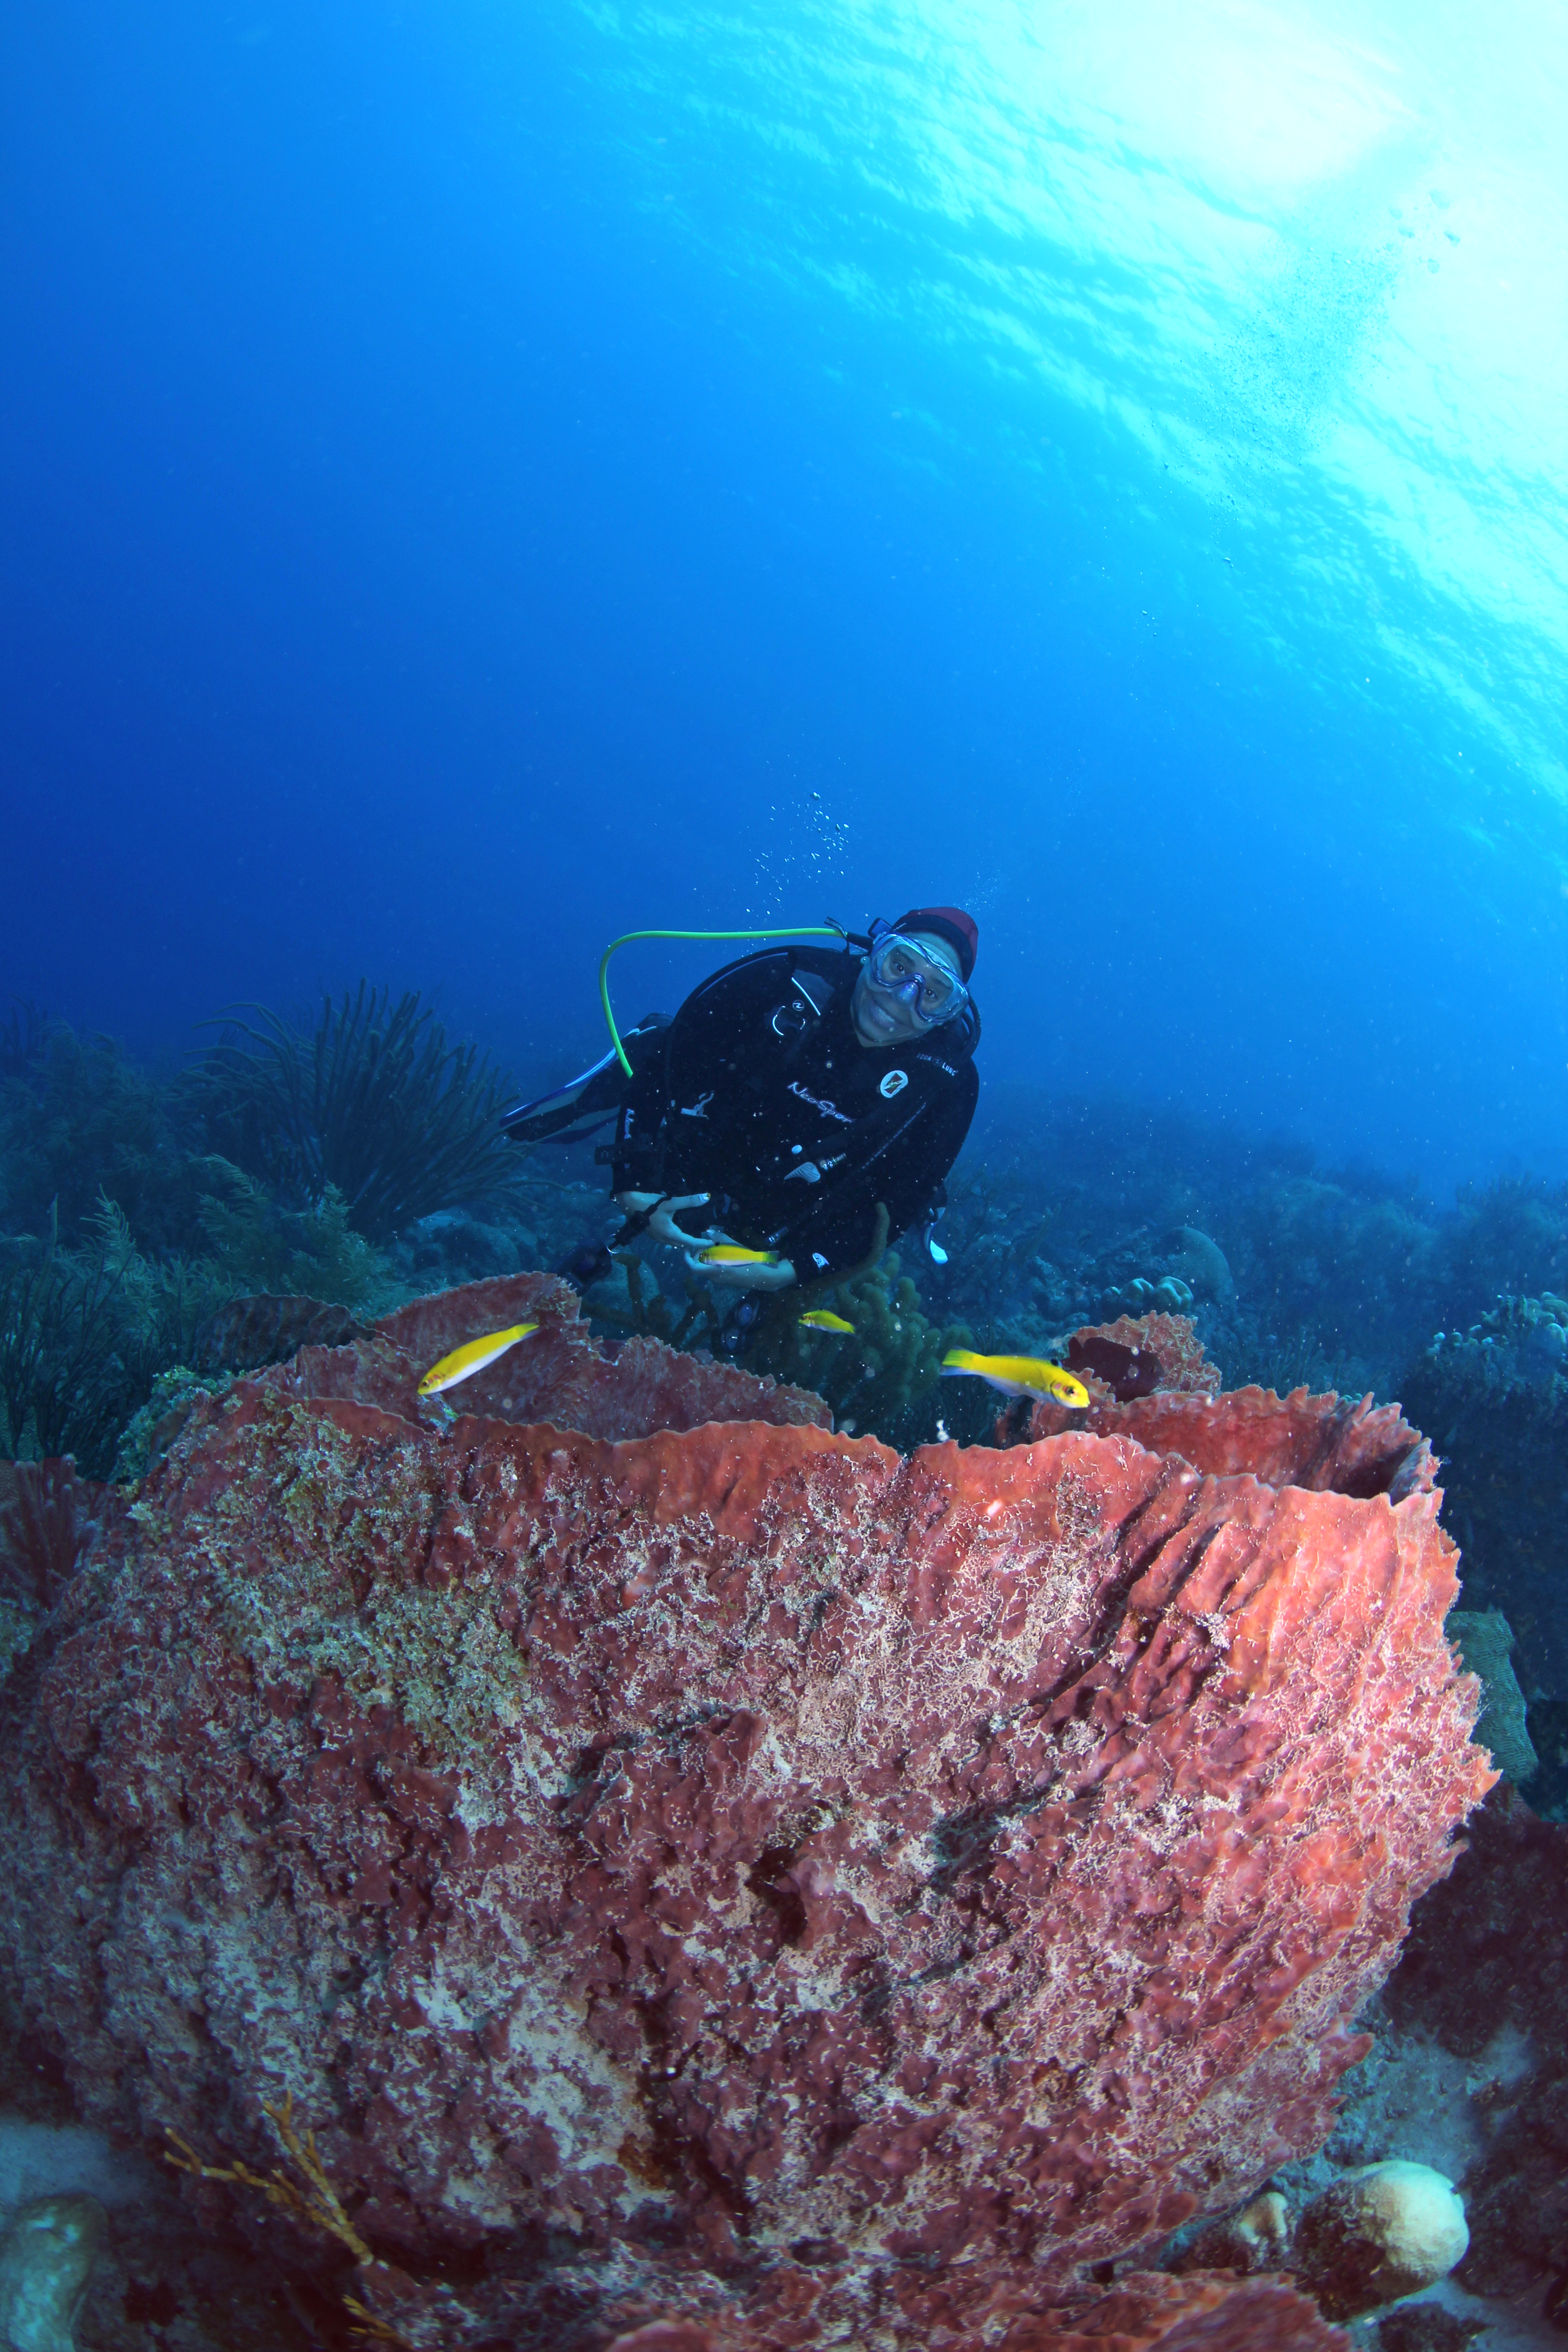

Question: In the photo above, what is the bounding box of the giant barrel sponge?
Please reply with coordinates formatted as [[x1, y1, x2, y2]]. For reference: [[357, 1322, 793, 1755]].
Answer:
[[0, 1277, 1493, 2349]]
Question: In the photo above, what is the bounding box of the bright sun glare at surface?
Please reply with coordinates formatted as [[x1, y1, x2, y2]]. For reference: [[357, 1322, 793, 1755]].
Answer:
[[599, 0, 1568, 789]]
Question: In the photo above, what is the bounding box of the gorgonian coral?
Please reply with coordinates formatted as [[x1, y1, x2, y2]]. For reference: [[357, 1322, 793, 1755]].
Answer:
[[194, 982, 518, 1242]]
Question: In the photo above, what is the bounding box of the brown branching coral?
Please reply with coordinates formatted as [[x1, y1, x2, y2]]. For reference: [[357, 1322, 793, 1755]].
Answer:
[[341, 2296, 419, 2348], [166, 2093, 373, 2263], [166, 2096, 417, 2348]]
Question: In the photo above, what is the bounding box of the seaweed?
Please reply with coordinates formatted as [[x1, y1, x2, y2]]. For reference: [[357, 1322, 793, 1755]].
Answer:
[[736, 1210, 976, 1446], [194, 1164, 402, 1312], [0, 1198, 237, 1477], [192, 983, 520, 1242], [0, 1203, 144, 1470]]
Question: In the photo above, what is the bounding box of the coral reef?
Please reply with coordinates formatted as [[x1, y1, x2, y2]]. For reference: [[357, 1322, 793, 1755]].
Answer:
[[955, 1089, 1568, 1409], [191, 1166, 403, 1311], [0, 1458, 122, 1612], [923, 1164, 1058, 1327], [166, 2090, 419, 2347], [0, 1147, 402, 1482], [16, 1011, 1568, 1442], [0, 1281, 1489, 2347], [0, 1206, 146, 1472], [1161, 1228, 1235, 1305], [1063, 1312, 1222, 1405], [0, 2085, 316, 2352], [1428, 1181, 1568, 1329], [7, 1011, 1564, 2341], [962, 2269, 1353, 2347], [585, 1210, 975, 1450], [108, 1368, 230, 1490], [1017, 1317, 1435, 1516], [1218, 1174, 1438, 1383], [1172, 2187, 1294, 2277], [1100, 1275, 1196, 1319], [1186, 1774, 1568, 2336], [15, 1002, 1568, 1528], [1372, 2308, 1481, 2352]]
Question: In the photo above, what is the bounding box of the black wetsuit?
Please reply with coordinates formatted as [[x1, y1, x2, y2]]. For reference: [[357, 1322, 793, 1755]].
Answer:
[[608, 944, 979, 1275]]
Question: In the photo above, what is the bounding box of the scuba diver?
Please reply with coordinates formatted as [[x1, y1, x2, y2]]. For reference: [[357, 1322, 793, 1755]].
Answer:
[[503, 908, 980, 1301]]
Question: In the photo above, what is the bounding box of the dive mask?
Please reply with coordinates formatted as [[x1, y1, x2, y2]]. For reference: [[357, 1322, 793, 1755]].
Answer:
[[865, 928, 968, 1025]]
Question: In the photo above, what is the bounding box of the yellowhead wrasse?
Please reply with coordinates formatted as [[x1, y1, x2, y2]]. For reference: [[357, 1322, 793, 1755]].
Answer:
[[418, 1323, 539, 1397], [938, 1348, 1090, 1409]]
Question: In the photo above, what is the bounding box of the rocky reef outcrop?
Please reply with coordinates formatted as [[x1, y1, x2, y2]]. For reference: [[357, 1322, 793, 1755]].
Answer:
[[1380, 1785, 1568, 2310], [1400, 1292, 1568, 1714], [0, 1279, 1492, 2348]]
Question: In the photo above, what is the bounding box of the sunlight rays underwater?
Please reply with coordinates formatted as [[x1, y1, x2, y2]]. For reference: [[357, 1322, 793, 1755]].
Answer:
[[577, 0, 1568, 806]]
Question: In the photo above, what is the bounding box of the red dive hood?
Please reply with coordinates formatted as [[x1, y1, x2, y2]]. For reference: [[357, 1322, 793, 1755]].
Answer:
[[890, 905, 978, 980]]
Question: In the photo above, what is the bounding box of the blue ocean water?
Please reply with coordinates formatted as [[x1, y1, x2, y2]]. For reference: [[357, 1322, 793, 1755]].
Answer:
[[4, 0, 1567, 1194]]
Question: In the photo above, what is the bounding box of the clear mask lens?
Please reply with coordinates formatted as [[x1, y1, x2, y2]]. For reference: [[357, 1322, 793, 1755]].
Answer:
[[868, 935, 965, 1021]]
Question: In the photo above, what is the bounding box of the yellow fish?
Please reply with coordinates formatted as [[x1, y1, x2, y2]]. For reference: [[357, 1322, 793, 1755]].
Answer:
[[939, 1349, 1090, 1409], [698, 1244, 780, 1266], [418, 1323, 539, 1397], [799, 1309, 856, 1333]]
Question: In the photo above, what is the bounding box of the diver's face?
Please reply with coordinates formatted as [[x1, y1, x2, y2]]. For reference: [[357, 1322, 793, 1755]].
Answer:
[[851, 933, 962, 1048], [852, 969, 921, 1044]]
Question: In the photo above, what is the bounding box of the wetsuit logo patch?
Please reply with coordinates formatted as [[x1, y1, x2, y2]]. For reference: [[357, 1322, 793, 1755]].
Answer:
[[788, 1081, 854, 1125], [880, 1068, 910, 1098]]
